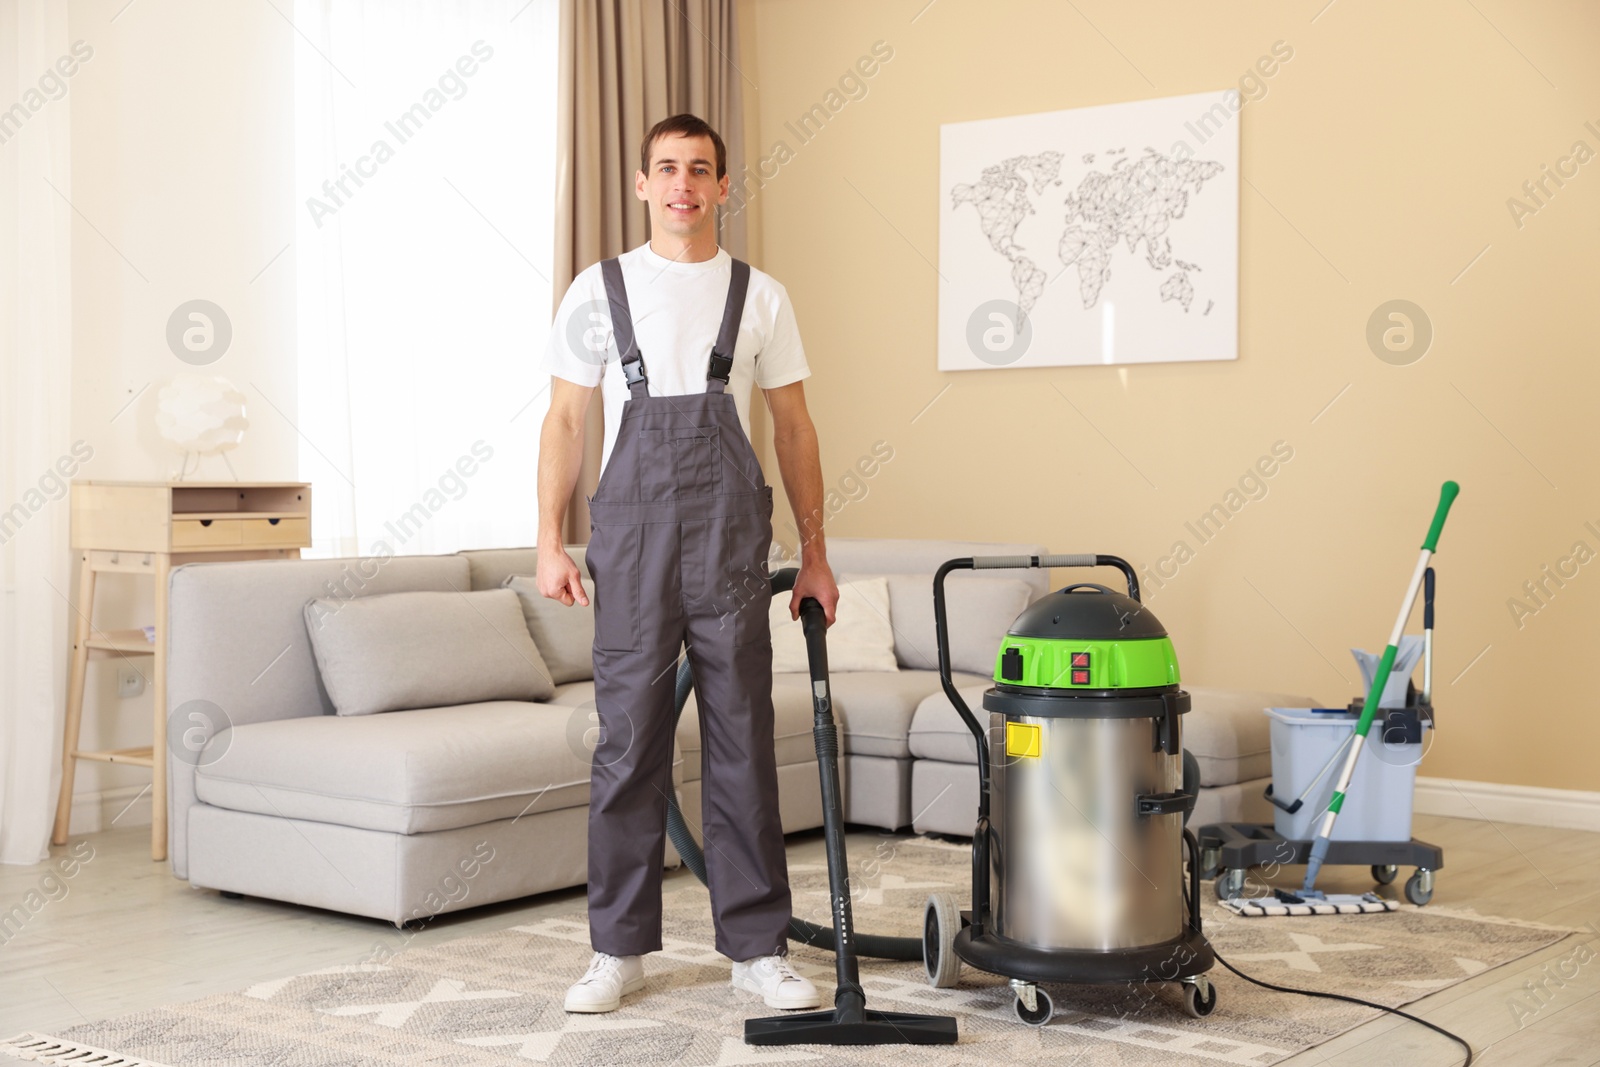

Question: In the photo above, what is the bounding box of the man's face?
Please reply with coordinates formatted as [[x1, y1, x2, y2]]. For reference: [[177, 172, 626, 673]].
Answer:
[[636, 132, 727, 240]]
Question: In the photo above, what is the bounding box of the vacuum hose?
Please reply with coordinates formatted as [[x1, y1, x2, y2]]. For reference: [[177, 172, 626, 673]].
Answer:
[[663, 568, 924, 961], [661, 567, 1201, 963]]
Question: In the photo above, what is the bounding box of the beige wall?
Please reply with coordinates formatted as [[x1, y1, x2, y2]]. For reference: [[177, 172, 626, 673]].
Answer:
[[739, 0, 1600, 791], [64, 0, 297, 827]]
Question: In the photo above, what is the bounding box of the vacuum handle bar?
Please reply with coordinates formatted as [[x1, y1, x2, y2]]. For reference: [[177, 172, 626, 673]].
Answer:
[[967, 553, 1140, 602], [972, 552, 1095, 569]]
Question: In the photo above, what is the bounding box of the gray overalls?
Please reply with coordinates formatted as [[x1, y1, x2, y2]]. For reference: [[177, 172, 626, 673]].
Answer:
[[583, 255, 792, 962]]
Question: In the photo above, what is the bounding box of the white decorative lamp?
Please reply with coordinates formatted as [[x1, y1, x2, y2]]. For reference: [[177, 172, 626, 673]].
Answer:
[[154, 373, 249, 480]]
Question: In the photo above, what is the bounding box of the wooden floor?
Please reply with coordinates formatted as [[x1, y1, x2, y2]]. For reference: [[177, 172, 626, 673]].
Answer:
[[1, 813, 1597, 1065]]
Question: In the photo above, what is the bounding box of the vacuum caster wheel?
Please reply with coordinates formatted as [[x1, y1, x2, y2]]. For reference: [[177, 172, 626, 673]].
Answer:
[[1371, 864, 1399, 885], [1214, 867, 1247, 901], [1181, 975, 1217, 1018], [1011, 981, 1053, 1027], [923, 892, 962, 989], [1404, 868, 1435, 906], [1199, 846, 1221, 881]]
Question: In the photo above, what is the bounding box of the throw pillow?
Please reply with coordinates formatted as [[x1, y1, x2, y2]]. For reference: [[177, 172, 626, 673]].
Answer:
[[502, 574, 596, 685], [768, 576, 898, 673], [303, 588, 555, 716], [840, 572, 1036, 676]]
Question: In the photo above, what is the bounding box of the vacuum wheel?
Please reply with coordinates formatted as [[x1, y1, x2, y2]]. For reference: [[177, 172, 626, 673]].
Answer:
[[1181, 976, 1218, 1018], [1214, 867, 1247, 901], [1405, 868, 1435, 906], [1013, 985, 1054, 1027], [1371, 864, 1399, 885], [923, 892, 962, 989]]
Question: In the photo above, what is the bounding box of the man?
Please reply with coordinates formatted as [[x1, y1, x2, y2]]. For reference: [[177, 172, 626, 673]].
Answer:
[[537, 113, 840, 1015]]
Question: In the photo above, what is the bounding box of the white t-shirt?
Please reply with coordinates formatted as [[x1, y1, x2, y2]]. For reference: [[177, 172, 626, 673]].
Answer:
[[544, 242, 811, 473]]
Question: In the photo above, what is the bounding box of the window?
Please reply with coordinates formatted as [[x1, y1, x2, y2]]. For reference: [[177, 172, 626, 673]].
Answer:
[[294, 0, 558, 557]]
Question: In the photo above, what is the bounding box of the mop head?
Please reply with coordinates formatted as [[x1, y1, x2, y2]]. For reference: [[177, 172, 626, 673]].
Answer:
[[1219, 889, 1398, 918]]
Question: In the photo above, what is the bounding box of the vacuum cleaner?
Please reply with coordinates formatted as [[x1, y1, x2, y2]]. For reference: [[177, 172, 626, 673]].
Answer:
[[921, 554, 1217, 1025]]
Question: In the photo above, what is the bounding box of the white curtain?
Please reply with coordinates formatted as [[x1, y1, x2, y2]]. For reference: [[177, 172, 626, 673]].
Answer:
[[0, 0, 74, 866], [294, 0, 560, 558]]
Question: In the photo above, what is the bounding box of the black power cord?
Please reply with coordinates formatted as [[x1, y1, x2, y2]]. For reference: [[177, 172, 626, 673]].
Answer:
[[1180, 835, 1472, 1065], [1206, 944, 1473, 1066]]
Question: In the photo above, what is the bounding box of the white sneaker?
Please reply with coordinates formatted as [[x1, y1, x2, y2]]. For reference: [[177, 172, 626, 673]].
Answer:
[[564, 952, 645, 1013], [731, 954, 821, 1010]]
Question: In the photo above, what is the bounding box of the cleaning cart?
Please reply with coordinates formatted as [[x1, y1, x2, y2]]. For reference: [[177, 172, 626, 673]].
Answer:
[[1198, 483, 1458, 913]]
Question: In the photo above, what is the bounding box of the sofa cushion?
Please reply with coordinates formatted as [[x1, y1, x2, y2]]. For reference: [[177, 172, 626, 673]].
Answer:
[[503, 575, 596, 685], [909, 680, 994, 764], [841, 572, 1034, 676], [193, 701, 590, 834], [304, 588, 554, 715], [770, 578, 897, 673], [1184, 686, 1319, 786]]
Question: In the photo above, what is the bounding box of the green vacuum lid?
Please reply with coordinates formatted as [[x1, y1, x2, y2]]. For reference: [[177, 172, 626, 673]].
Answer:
[[1008, 583, 1166, 640], [995, 584, 1179, 690]]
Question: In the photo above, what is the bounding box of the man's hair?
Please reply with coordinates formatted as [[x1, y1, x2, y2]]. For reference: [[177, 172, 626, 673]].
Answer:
[[640, 113, 726, 180]]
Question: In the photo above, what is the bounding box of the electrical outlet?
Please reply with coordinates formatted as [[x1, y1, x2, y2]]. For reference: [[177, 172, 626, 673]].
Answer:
[[117, 665, 146, 699]]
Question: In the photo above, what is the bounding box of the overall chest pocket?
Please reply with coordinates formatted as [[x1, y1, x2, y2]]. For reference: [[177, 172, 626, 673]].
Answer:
[[639, 426, 722, 501]]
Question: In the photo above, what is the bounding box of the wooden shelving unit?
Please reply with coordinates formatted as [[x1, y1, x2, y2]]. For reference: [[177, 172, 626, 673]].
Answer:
[[53, 480, 312, 860]]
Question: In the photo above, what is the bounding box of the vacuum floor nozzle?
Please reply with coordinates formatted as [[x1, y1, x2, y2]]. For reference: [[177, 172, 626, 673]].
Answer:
[[745, 994, 959, 1046]]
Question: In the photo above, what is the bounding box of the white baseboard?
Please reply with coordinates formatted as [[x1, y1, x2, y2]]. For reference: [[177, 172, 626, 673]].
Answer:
[[66, 785, 153, 836], [1415, 776, 1600, 833]]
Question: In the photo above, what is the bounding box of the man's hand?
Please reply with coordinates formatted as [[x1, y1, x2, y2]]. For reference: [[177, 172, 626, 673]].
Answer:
[[536, 377, 594, 607], [538, 544, 589, 607], [788, 560, 839, 627]]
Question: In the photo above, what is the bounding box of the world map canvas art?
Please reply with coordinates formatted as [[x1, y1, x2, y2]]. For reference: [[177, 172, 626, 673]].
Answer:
[[938, 90, 1240, 370]]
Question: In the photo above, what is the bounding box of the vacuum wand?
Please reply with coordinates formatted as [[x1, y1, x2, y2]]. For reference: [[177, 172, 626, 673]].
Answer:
[[744, 598, 958, 1046], [1300, 481, 1459, 894]]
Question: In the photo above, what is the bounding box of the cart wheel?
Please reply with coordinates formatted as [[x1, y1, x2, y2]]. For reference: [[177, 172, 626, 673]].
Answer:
[[1404, 868, 1434, 906], [923, 893, 962, 988], [1014, 986, 1054, 1027], [1214, 868, 1247, 901], [1181, 976, 1218, 1018], [1371, 864, 1399, 885]]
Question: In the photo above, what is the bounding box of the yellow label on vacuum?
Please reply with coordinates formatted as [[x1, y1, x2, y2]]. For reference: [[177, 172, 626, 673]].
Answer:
[[1005, 722, 1041, 758]]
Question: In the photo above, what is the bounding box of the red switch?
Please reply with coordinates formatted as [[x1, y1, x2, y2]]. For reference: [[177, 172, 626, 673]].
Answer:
[[1071, 669, 1090, 685], [1070, 652, 1090, 668]]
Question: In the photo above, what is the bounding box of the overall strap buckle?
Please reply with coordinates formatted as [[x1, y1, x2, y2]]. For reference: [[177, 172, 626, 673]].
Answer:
[[622, 354, 648, 388], [706, 350, 734, 383]]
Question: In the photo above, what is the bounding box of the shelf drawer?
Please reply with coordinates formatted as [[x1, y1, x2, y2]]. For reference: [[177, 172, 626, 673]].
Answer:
[[171, 518, 243, 548], [241, 517, 310, 546]]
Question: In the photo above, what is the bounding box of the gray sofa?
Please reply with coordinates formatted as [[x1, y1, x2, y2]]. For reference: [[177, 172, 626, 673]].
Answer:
[[166, 537, 1309, 926]]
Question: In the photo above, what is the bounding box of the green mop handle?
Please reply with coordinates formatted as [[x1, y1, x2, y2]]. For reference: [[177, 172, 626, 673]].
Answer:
[[1301, 481, 1459, 892]]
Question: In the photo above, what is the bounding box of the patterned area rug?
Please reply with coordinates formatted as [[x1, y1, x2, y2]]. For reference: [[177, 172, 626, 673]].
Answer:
[[4, 836, 1569, 1066]]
